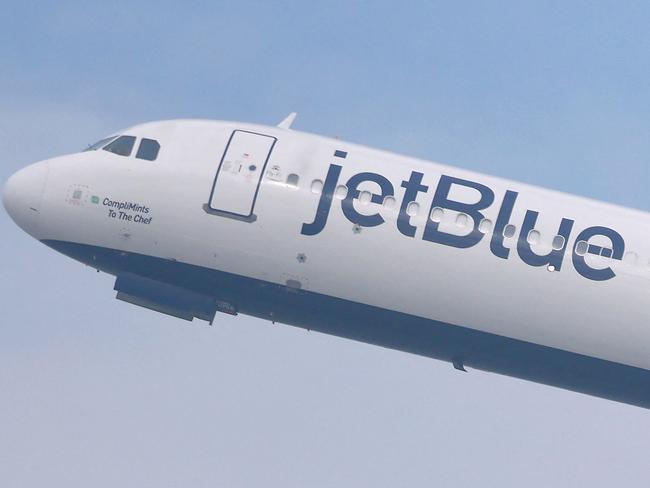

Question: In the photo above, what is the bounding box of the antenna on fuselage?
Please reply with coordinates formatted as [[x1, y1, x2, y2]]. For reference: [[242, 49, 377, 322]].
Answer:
[[277, 112, 298, 129]]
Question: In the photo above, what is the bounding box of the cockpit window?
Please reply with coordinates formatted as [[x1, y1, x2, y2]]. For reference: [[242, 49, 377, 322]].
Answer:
[[83, 135, 118, 152], [136, 138, 160, 161], [103, 135, 136, 157]]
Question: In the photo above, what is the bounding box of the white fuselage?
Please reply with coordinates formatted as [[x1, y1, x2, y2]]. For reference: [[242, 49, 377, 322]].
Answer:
[[4, 119, 650, 407]]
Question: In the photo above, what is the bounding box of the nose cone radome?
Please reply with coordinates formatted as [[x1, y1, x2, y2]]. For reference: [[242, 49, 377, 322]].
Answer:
[[2, 161, 49, 238]]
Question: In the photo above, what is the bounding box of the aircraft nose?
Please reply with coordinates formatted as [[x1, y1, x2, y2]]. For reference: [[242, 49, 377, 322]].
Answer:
[[2, 161, 49, 237]]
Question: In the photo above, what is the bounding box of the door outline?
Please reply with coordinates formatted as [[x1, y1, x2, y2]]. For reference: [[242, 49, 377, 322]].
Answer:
[[204, 130, 277, 222]]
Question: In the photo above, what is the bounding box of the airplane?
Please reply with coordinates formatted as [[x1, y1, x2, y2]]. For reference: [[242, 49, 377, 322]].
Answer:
[[3, 113, 650, 409]]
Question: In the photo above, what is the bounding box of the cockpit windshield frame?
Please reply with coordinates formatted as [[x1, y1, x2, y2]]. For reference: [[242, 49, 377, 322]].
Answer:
[[103, 135, 137, 157], [84, 134, 162, 161], [83, 135, 118, 152]]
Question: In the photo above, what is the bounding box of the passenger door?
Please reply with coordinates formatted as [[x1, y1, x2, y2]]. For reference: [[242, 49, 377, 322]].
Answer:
[[206, 130, 276, 221]]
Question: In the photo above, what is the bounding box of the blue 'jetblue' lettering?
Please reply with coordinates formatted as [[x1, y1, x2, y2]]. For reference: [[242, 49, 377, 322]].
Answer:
[[423, 175, 495, 248], [301, 164, 626, 282], [342, 172, 394, 227], [517, 211, 574, 270], [572, 226, 625, 281], [301, 164, 341, 236], [490, 190, 518, 259], [397, 172, 428, 238]]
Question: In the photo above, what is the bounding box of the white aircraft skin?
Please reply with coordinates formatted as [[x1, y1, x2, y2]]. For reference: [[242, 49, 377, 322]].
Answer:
[[4, 116, 650, 408]]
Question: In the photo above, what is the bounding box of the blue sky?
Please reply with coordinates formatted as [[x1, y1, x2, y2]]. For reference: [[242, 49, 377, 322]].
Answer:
[[2, 1, 650, 486]]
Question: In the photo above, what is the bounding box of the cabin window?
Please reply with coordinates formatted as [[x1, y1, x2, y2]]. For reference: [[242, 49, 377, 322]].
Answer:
[[456, 213, 469, 228], [334, 185, 348, 200], [503, 224, 516, 238], [478, 218, 493, 234], [406, 201, 420, 217], [84, 135, 118, 152], [383, 195, 396, 210], [575, 240, 589, 256], [429, 207, 444, 223], [103, 135, 136, 157], [551, 235, 565, 250], [588, 244, 602, 255], [136, 138, 160, 161], [527, 229, 541, 245], [359, 191, 372, 205], [311, 180, 323, 194], [286, 173, 299, 188]]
